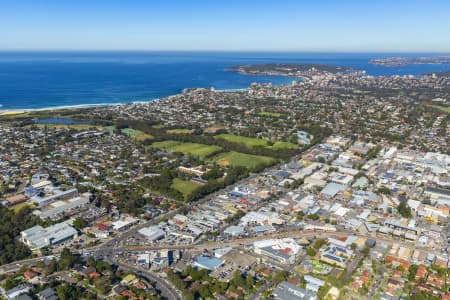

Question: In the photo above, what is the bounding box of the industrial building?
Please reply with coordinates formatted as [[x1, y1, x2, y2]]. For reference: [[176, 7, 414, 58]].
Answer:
[[272, 282, 317, 300], [20, 221, 78, 249]]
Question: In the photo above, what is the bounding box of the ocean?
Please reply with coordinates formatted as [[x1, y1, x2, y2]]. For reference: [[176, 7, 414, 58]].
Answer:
[[1, 51, 450, 110]]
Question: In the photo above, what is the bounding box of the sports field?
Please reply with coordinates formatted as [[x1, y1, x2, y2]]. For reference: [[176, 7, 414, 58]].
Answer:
[[258, 111, 285, 117], [429, 105, 450, 114], [151, 140, 222, 158], [121, 128, 153, 140], [215, 133, 297, 150], [166, 128, 194, 134], [171, 178, 202, 199], [33, 124, 104, 130], [210, 151, 276, 169]]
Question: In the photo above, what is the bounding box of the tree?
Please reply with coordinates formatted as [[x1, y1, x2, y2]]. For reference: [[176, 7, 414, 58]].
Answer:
[[201, 165, 224, 180], [397, 201, 412, 218], [45, 258, 58, 275], [273, 271, 289, 285], [0, 204, 47, 265], [307, 213, 319, 221], [410, 291, 440, 300], [94, 276, 112, 295], [58, 248, 79, 270], [376, 186, 391, 195], [56, 284, 83, 300], [197, 284, 212, 299], [408, 265, 419, 282], [246, 274, 255, 288], [2, 277, 18, 290], [306, 247, 317, 257], [231, 271, 246, 289], [72, 217, 88, 230]]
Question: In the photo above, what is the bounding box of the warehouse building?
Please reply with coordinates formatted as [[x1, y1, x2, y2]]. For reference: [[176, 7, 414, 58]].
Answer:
[[20, 221, 78, 249]]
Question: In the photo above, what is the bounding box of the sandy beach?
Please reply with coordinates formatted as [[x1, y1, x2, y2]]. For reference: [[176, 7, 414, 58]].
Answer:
[[0, 110, 26, 116]]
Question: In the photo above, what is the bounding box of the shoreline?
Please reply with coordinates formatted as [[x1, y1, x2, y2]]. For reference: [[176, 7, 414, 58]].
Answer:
[[0, 66, 299, 113], [0, 85, 268, 114], [0, 100, 158, 115]]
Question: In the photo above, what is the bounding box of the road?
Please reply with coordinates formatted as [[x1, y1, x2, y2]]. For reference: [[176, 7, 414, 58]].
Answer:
[[0, 158, 443, 300], [113, 260, 182, 300], [368, 267, 385, 300], [0, 256, 50, 274], [117, 229, 438, 254], [248, 253, 307, 300], [86, 172, 264, 299], [343, 251, 365, 281]]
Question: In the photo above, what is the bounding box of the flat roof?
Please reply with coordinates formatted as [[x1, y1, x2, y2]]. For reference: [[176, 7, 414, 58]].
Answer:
[[194, 256, 223, 271], [273, 282, 317, 300]]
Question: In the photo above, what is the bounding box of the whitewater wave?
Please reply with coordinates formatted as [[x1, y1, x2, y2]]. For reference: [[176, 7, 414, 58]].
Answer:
[[13, 99, 161, 112]]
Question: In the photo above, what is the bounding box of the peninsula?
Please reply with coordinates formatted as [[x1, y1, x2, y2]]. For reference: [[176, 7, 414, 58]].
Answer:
[[369, 55, 450, 66], [227, 63, 362, 78]]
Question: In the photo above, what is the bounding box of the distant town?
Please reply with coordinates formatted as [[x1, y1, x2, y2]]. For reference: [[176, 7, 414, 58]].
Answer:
[[369, 56, 450, 67], [0, 64, 449, 300]]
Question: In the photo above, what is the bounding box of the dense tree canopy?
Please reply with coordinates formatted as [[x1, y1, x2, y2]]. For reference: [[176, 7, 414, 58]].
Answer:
[[0, 205, 49, 265], [397, 201, 412, 218]]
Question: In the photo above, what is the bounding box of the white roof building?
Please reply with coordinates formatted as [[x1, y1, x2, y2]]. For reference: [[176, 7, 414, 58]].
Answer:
[[112, 216, 139, 231], [20, 221, 78, 249], [138, 226, 166, 241]]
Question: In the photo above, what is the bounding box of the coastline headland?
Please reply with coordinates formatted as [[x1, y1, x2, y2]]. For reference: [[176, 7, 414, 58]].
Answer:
[[369, 55, 450, 66], [227, 63, 363, 78], [3, 62, 450, 116]]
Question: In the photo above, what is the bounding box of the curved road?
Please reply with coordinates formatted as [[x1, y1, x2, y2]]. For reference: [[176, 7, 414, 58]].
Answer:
[[114, 261, 182, 300]]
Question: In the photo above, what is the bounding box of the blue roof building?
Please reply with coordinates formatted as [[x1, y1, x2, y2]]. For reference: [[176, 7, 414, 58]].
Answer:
[[193, 256, 224, 271], [320, 183, 346, 198]]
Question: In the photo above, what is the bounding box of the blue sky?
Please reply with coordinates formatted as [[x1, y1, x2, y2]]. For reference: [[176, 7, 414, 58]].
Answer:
[[1, 0, 449, 52]]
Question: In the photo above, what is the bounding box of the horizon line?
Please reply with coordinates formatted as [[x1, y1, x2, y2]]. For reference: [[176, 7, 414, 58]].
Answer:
[[0, 49, 449, 54]]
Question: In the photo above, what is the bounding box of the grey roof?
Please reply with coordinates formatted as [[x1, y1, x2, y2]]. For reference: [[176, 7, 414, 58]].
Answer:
[[320, 183, 346, 197], [224, 225, 244, 235], [39, 195, 90, 219], [260, 246, 291, 261], [6, 283, 33, 299], [21, 222, 77, 249], [37, 288, 57, 300], [251, 225, 274, 233], [425, 187, 450, 196], [32, 188, 78, 206], [273, 282, 317, 300], [13, 295, 33, 300], [275, 170, 291, 179]]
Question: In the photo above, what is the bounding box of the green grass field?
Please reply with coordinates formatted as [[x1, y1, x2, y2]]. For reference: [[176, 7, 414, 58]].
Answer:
[[9, 202, 32, 213], [171, 178, 202, 199], [215, 134, 269, 147], [429, 105, 450, 114], [152, 124, 165, 129], [151, 140, 222, 158], [210, 151, 276, 169], [215, 133, 297, 150], [166, 128, 194, 134], [121, 128, 153, 141], [33, 124, 104, 130], [105, 126, 153, 140], [258, 111, 285, 117], [270, 141, 298, 150], [105, 126, 115, 134]]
